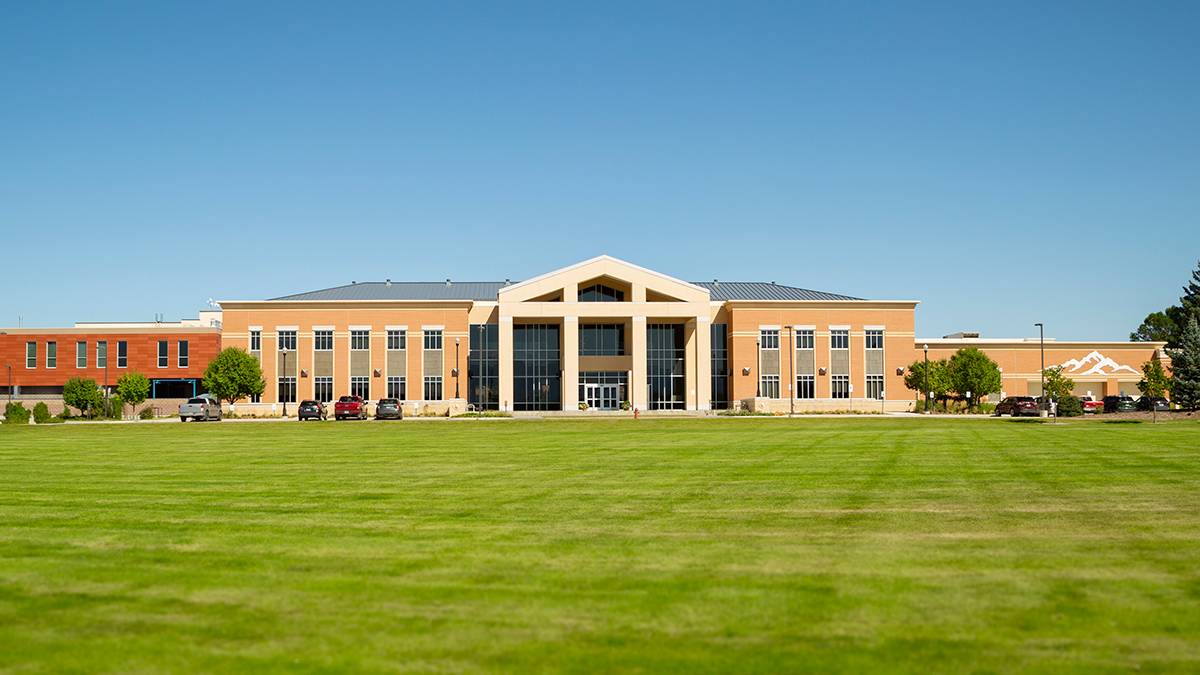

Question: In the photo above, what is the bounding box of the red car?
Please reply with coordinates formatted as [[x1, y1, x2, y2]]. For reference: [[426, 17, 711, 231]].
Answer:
[[996, 396, 1038, 417], [1076, 396, 1103, 414]]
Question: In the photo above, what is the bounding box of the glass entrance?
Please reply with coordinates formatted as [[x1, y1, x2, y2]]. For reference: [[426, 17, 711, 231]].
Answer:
[[584, 384, 619, 410]]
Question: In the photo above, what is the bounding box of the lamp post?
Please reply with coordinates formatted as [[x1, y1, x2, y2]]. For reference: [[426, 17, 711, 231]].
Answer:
[[923, 344, 929, 414], [281, 348, 289, 418], [1035, 323, 1044, 415], [455, 337, 460, 399], [755, 336, 761, 397], [5, 364, 10, 407], [785, 326, 793, 415]]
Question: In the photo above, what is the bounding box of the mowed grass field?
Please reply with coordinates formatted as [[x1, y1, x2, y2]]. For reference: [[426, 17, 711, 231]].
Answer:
[[1, 418, 1199, 674]]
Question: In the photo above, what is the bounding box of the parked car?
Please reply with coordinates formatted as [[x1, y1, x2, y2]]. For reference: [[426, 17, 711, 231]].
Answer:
[[298, 399, 327, 421], [1076, 396, 1103, 414], [375, 398, 403, 420], [1136, 396, 1170, 411], [996, 396, 1038, 417], [179, 394, 222, 422], [1102, 395, 1137, 413], [334, 395, 368, 420]]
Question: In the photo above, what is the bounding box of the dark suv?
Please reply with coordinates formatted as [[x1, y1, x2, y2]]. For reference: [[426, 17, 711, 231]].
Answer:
[[298, 399, 327, 421], [1102, 395, 1137, 413], [996, 396, 1038, 417], [1136, 396, 1169, 411]]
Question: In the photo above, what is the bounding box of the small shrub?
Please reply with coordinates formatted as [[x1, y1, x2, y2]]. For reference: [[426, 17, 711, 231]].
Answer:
[[620, 401, 632, 411], [578, 402, 589, 411], [106, 395, 124, 420], [1056, 395, 1083, 417], [56, 411, 71, 422], [4, 402, 31, 424], [33, 402, 54, 424], [139, 407, 155, 420]]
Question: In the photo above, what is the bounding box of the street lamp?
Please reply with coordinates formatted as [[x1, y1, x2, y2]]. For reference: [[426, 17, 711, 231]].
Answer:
[[281, 347, 289, 418], [1035, 323, 1044, 414], [5, 364, 10, 408], [455, 337, 460, 399], [755, 336, 761, 397], [923, 344, 929, 414]]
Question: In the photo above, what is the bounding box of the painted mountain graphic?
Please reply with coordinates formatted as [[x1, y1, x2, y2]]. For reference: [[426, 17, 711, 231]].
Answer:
[[1047, 350, 1139, 376]]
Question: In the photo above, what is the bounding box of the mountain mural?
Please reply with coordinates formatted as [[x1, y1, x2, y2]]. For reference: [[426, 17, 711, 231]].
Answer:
[[1046, 350, 1139, 376]]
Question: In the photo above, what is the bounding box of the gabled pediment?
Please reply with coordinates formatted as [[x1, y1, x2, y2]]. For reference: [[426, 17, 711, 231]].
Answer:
[[498, 255, 710, 304]]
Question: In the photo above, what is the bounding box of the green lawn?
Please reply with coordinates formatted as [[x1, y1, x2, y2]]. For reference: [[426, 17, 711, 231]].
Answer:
[[1, 417, 1198, 674]]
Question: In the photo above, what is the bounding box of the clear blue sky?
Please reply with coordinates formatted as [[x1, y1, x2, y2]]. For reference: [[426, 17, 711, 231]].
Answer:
[[2, 1, 1197, 341]]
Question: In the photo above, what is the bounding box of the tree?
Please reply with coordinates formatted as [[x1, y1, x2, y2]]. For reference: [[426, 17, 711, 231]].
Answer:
[[904, 358, 953, 411], [1167, 316, 1200, 410], [203, 347, 265, 405], [1042, 366, 1075, 403], [1138, 359, 1172, 400], [117, 372, 151, 418], [1130, 308, 1182, 347], [948, 347, 1002, 412], [63, 377, 103, 418], [1180, 259, 1200, 327]]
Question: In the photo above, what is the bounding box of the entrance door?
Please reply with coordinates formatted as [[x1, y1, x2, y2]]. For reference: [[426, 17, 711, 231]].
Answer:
[[585, 384, 619, 410]]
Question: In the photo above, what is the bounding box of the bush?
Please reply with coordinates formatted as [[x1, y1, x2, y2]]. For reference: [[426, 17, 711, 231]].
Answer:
[[33, 402, 54, 424], [56, 411, 71, 422], [4, 402, 31, 424], [1056, 395, 1083, 418], [106, 395, 124, 420], [139, 406, 155, 420]]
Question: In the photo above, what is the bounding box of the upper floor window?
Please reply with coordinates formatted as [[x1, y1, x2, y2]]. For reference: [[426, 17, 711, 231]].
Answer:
[[759, 330, 779, 350], [77, 341, 87, 369], [830, 329, 849, 350], [387, 330, 406, 350], [26, 342, 36, 369], [424, 330, 443, 351], [350, 330, 369, 350], [178, 341, 189, 368], [277, 331, 297, 351], [579, 324, 625, 356], [250, 330, 261, 351], [46, 342, 57, 369], [117, 341, 128, 368], [314, 330, 333, 351], [865, 330, 883, 350], [158, 341, 168, 368], [97, 341, 107, 369], [796, 329, 814, 350], [578, 284, 624, 302]]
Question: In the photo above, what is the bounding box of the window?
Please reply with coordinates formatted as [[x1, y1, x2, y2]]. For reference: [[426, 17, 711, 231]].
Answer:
[[97, 341, 107, 369], [76, 341, 87, 368], [387, 375, 406, 400], [797, 374, 814, 399], [351, 376, 370, 399], [423, 376, 442, 401], [513, 324, 560, 411], [468, 324, 498, 410], [314, 376, 333, 403], [117, 341, 128, 368], [796, 329, 814, 350], [579, 324, 625, 356], [278, 331, 297, 351], [865, 330, 884, 350], [831, 374, 850, 399], [158, 341, 168, 368], [647, 324, 685, 410], [578, 284, 624, 302], [760, 374, 780, 399], [866, 374, 884, 400], [178, 341, 189, 368], [759, 329, 779, 350], [387, 330, 406, 351], [278, 377, 296, 403], [46, 342, 57, 369], [831, 330, 849, 350], [26, 342, 36, 369], [710, 323, 729, 409], [315, 331, 333, 351], [423, 330, 443, 351], [351, 330, 369, 350], [250, 330, 261, 351]]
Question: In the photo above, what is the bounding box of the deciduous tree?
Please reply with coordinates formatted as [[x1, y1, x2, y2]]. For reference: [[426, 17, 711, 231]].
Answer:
[[1138, 359, 1172, 400], [116, 372, 151, 418], [203, 347, 265, 405], [63, 377, 103, 418], [904, 358, 953, 411], [948, 347, 1002, 412]]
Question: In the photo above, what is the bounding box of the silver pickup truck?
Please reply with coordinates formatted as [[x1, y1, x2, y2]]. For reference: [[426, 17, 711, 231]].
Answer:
[[179, 394, 222, 422]]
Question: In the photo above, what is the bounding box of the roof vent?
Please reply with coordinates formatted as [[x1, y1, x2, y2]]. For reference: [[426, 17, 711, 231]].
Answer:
[[505, 279, 511, 286], [386, 279, 391, 287], [713, 279, 719, 287], [352, 281, 356, 284], [771, 281, 776, 285], [943, 332, 981, 339], [446, 279, 451, 287]]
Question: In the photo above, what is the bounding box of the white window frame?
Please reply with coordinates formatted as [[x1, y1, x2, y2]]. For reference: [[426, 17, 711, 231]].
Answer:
[[314, 330, 334, 351], [77, 341, 87, 369], [97, 341, 107, 369], [46, 341, 57, 369], [387, 330, 406, 351], [158, 340, 168, 368], [26, 342, 36, 369]]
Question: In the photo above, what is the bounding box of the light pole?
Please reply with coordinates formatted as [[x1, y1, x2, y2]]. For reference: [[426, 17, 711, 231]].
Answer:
[[785, 326, 793, 415], [455, 337, 460, 399], [755, 336, 761, 397], [5, 364, 10, 408], [1035, 323, 1044, 414], [281, 348, 289, 418], [923, 344, 929, 414]]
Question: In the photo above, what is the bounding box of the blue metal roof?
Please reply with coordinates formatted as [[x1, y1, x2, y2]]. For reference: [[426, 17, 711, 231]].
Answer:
[[270, 280, 862, 302], [694, 282, 862, 302]]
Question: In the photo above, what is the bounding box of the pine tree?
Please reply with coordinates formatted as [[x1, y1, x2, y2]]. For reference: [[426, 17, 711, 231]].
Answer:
[[1182, 260, 1200, 328], [1167, 316, 1200, 410]]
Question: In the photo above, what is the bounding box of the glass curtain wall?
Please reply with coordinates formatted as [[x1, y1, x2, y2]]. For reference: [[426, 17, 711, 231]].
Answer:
[[710, 323, 729, 409], [469, 324, 499, 410], [647, 323, 685, 410], [513, 324, 561, 411]]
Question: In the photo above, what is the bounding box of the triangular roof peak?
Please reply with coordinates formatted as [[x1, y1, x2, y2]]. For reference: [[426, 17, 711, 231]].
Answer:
[[499, 255, 709, 302]]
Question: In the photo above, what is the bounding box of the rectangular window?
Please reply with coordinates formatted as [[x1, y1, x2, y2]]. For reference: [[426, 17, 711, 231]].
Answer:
[[97, 341, 107, 369], [865, 330, 884, 350], [351, 376, 370, 399], [278, 330, 297, 351], [250, 330, 261, 351], [423, 376, 443, 401], [387, 375, 406, 400], [46, 342, 57, 369], [831, 330, 849, 350], [158, 341, 168, 368], [351, 330, 369, 351], [831, 374, 850, 399], [387, 330, 406, 351], [579, 324, 625, 356], [314, 331, 333, 351], [513, 324, 560, 411], [314, 376, 333, 403], [797, 374, 814, 399], [117, 341, 128, 368], [759, 329, 779, 350], [866, 374, 884, 400], [796, 329, 814, 350], [77, 341, 87, 369], [468, 324, 498, 410], [647, 324, 685, 410], [760, 374, 780, 399], [178, 341, 189, 368], [710, 323, 729, 409], [423, 330, 443, 351], [26, 342, 36, 369], [278, 377, 296, 403]]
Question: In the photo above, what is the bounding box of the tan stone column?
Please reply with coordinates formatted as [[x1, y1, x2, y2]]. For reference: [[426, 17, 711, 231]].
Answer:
[[563, 317, 579, 411], [499, 317, 514, 411], [696, 316, 711, 410], [632, 316, 647, 409], [684, 320, 697, 410]]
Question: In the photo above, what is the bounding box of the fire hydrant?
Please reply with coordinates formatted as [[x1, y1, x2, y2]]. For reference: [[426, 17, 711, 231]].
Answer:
[[633, 407, 639, 420]]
